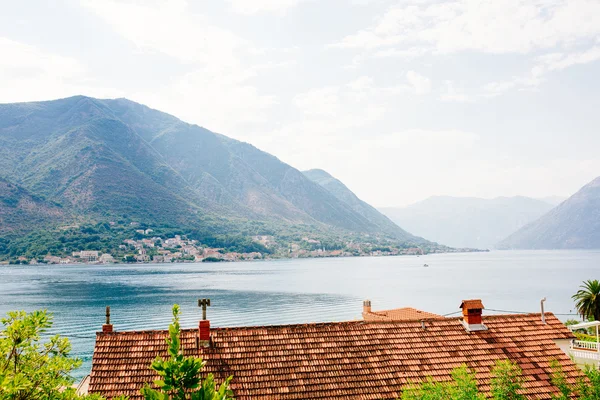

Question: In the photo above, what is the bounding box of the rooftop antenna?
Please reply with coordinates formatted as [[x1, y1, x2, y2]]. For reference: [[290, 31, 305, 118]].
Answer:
[[102, 306, 113, 333], [540, 297, 547, 324], [198, 298, 211, 320]]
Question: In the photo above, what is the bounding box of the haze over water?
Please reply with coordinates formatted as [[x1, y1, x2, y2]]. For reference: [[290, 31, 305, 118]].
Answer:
[[1, 250, 597, 378]]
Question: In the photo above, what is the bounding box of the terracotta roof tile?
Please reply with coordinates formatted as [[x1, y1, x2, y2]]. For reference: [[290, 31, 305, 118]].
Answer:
[[89, 313, 578, 400], [363, 307, 443, 321], [461, 299, 485, 309]]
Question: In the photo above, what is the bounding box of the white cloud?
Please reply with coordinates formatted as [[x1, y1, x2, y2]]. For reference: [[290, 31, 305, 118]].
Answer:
[[82, 0, 243, 65], [425, 158, 600, 205], [439, 81, 470, 102], [294, 86, 342, 117], [535, 46, 600, 73], [0, 37, 83, 76], [406, 70, 431, 95], [349, 134, 600, 207], [332, 0, 600, 55], [483, 75, 541, 97], [373, 47, 427, 58], [0, 37, 122, 103], [133, 66, 278, 134], [375, 129, 479, 148], [273, 127, 482, 206], [292, 76, 392, 120], [286, 78, 388, 142], [225, 0, 307, 14], [330, 1, 600, 98], [249, 77, 395, 169], [82, 0, 280, 134], [481, 46, 600, 97]]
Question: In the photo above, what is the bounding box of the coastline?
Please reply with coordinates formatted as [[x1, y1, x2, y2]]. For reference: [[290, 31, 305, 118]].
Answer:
[[1, 247, 489, 267]]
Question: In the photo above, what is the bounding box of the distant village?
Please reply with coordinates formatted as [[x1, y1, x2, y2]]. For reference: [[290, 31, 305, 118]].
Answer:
[[5, 228, 466, 265]]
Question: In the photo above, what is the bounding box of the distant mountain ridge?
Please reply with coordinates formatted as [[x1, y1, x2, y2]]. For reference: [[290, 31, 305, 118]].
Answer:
[[303, 169, 424, 242], [0, 95, 423, 246], [536, 196, 567, 206], [380, 196, 556, 249], [498, 176, 600, 249]]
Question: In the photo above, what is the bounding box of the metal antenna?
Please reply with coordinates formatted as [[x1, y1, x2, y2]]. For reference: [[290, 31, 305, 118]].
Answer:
[[540, 298, 547, 324], [198, 299, 211, 320], [106, 306, 111, 325]]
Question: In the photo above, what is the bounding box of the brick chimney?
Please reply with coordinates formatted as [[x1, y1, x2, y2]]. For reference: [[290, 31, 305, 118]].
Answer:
[[102, 306, 113, 333], [199, 320, 210, 347], [198, 298, 212, 347], [459, 299, 487, 332], [363, 299, 372, 314]]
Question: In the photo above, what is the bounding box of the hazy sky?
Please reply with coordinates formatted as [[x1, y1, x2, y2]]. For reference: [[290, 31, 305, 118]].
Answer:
[[1, 0, 600, 206]]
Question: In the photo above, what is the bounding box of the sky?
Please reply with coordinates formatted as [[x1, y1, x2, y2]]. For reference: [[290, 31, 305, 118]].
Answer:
[[1, 0, 600, 207]]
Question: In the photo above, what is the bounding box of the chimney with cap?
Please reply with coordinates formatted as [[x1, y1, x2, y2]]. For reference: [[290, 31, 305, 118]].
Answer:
[[459, 299, 487, 332], [363, 299, 372, 315], [102, 306, 113, 333]]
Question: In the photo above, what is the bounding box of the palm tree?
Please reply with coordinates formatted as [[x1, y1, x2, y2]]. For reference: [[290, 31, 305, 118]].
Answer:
[[572, 279, 600, 321]]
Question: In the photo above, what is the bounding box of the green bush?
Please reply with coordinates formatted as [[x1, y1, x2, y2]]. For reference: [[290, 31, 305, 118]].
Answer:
[[0, 309, 106, 399], [140, 305, 233, 400]]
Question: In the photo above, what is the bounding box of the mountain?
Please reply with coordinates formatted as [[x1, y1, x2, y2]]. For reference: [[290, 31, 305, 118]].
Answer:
[[498, 177, 600, 249], [303, 169, 421, 242], [380, 196, 556, 249], [0, 177, 67, 236], [0, 97, 216, 228], [0, 96, 426, 252], [536, 196, 567, 206]]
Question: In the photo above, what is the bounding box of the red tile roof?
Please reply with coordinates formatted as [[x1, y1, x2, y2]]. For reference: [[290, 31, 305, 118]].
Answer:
[[89, 313, 578, 399], [461, 299, 485, 309], [363, 306, 443, 321]]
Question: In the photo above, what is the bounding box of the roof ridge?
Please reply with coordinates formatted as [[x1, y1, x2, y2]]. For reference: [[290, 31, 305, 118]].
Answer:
[[445, 312, 552, 320], [95, 320, 369, 335], [95, 312, 560, 336]]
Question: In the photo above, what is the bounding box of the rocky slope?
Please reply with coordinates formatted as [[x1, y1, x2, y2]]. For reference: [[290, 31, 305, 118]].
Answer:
[[498, 177, 600, 249]]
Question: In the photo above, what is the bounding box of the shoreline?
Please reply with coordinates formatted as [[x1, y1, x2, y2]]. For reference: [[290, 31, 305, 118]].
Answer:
[[1, 247, 490, 266]]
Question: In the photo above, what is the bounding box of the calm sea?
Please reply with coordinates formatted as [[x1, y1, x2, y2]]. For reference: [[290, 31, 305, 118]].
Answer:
[[1, 250, 598, 378]]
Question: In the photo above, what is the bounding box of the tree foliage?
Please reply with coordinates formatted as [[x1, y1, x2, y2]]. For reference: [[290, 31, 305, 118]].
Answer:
[[402, 365, 485, 400], [402, 361, 530, 400], [572, 279, 600, 321], [0, 310, 106, 400], [140, 305, 234, 400], [551, 360, 600, 400], [550, 360, 572, 400], [576, 366, 600, 400], [490, 360, 525, 400]]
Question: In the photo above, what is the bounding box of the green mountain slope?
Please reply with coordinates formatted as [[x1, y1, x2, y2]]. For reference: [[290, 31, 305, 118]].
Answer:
[[498, 177, 600, 249], [99, 98, 405, 234], [303, 169, 422, 242], [0, 178, 68, 236], [380, 196, 555, 249], [0, 97, 213, 226], [0, 95, 429, 250]]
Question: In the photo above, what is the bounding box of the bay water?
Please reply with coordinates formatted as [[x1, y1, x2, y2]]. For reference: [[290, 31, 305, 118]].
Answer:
[[1, 250, 598, 378]]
